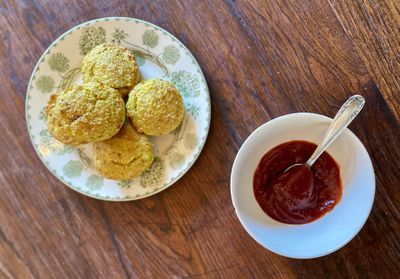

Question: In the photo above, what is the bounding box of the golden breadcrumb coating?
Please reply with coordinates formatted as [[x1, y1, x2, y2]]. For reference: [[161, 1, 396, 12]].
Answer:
[[82, 43, 139, 97], [93, 122, 154, 180], [46, 81, 125, 146], [126, 79, 184, 136]]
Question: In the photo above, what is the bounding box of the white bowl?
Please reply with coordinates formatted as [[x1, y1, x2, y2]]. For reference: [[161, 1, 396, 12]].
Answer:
[[230, 113, 375, 259]]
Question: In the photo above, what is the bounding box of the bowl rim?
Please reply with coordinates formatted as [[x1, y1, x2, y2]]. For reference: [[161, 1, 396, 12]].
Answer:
[[230, 112, 375, 259]]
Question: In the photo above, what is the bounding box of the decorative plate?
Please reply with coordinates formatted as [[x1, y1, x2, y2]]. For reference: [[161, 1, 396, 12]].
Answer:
[[25, 17, 211, 201]]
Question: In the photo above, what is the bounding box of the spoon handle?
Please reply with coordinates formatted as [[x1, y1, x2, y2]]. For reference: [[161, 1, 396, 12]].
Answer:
[[306, 95, 365, 167]]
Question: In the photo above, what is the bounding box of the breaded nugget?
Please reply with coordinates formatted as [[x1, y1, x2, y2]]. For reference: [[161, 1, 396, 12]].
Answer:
[[93, 122, 154, 180], [126, 79, 184, 136], [82, 43, 139, 97], [46, 81, 125, 146]]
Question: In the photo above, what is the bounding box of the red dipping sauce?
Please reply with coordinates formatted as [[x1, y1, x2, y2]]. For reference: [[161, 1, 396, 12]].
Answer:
[[253, 141, 342, 224]]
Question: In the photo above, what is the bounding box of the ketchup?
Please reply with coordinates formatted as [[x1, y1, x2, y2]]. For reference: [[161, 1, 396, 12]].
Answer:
[[253, 141, 341, 224]]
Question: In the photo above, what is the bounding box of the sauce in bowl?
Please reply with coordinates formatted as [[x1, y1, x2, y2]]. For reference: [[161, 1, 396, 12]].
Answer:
[[253, 141, 342, 224]]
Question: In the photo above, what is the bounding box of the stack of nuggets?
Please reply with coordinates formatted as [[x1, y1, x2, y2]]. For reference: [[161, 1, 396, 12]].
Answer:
[[46, 42, 185, 180]]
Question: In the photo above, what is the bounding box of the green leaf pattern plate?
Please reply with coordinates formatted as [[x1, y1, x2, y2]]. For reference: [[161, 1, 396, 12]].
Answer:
[[25, 17, 211, 201]]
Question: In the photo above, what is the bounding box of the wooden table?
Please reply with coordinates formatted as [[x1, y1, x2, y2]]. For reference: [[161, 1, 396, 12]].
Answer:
[[1, 0, 399, 277]]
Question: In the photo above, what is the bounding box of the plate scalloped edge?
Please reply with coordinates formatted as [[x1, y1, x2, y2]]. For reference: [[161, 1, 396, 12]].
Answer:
[[25, 17, 211, 201]]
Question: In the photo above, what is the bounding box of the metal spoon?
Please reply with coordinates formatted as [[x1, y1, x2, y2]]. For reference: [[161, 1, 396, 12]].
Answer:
[[287, 95, 365, 172]]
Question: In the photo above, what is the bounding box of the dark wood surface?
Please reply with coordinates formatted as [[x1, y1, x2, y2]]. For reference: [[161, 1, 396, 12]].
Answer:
[[1, 0, 399, 278]]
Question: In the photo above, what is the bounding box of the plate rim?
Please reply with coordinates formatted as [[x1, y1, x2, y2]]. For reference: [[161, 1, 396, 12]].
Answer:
[[25, 16, 211, 202]]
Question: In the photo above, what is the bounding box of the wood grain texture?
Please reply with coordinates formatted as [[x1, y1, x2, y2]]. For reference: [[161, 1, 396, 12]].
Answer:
[[0, 0, 399, 278], [329, 0, 400, 121]]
